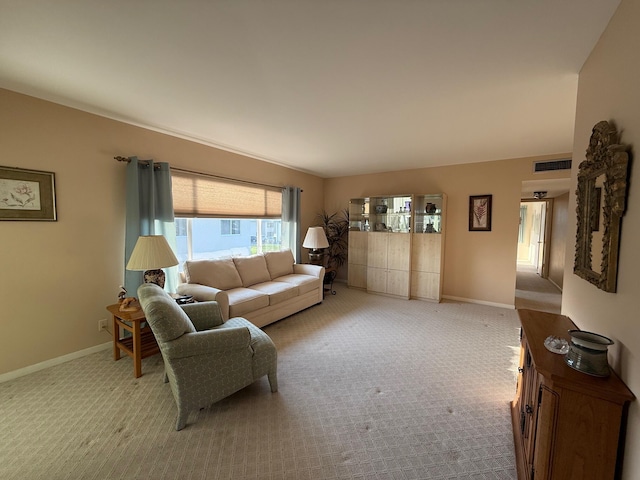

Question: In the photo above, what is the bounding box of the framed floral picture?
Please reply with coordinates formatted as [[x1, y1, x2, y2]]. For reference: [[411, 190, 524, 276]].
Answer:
[[0, 166, 57, 221], [469, 194, 492, 231]]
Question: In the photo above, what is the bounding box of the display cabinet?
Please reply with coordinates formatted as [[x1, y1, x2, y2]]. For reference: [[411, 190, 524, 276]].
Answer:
[[368, 195, 412, 233], [413, 194, 444, 234], [348, 197, 370, 232], [348, 198, 369, 289], [348, 194, 446, 301], [411, 194, 446, 301], [367, 231, 411, 298]]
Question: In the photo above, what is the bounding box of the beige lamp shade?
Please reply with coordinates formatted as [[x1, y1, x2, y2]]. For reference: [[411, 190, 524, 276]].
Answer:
[[126, 235, 179, 270], [302, 227, 329, 250], [302, 227, 329, 266], [126, 235, 178, 288]]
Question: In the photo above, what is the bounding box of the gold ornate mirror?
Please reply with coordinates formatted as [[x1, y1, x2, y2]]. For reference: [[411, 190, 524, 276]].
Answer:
[[574, 120, 630, 292]]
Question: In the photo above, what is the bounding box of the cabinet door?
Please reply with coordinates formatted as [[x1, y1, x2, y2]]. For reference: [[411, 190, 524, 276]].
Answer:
[[367, 233, 388, 269], [532, 382, 557, 480], [386, 270, 410, 297], [348, 264, 367, 289], [348, 231, 368, 289], [411, 234, 442, 300], [412, 234, 441, 273], [387, 233, 410, 271], [367, 267, 387, 293], [348, 231, 368, 266]]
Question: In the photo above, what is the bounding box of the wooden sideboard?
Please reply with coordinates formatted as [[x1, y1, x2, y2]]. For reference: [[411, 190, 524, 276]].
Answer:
[[512, 309, 634, 479]]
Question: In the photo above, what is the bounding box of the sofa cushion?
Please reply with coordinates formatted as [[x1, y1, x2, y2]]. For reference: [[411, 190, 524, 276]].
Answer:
[[226, 288, 270, 317], [233, 255, 271, 287], [264, 249, 295, 279], [137, 283, 196, 343], [184, 258, 242, 290], [249, 281, 299, 306], [274, 274, 321, 295]]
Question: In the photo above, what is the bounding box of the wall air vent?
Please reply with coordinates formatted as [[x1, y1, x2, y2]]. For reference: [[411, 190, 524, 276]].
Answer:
[[533, 159, 572, 173]]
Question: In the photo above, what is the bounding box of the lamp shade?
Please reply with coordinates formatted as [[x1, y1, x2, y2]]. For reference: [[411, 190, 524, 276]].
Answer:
[[302, 226, 329, 250], [126, 235, 179, 271]]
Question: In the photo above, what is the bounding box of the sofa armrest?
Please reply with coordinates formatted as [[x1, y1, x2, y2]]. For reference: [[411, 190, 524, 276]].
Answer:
[[293, 264, 325, 279], [161, 327, 250, 359], [177, 283, 230, 321], [181, 301, 224, 330]]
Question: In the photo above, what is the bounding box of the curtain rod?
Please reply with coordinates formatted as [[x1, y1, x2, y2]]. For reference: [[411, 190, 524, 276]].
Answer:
[[114, 156, 292, 191]]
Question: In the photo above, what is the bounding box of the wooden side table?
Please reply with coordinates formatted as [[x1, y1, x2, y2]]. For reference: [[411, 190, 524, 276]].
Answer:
[[106, 302, 160, 378]]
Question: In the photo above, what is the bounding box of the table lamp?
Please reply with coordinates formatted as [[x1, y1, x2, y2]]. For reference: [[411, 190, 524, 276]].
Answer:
[[126, 235, 179, 289], [302, 226, 329, 266]]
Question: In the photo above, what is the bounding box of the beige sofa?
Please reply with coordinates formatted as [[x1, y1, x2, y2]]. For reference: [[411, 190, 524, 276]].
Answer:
[[176, 249, 324, 328]]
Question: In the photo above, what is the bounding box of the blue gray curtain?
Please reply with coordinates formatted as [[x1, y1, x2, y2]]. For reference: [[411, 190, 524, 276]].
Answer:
[[281, 186, 301, 263], [124, 157, 178, 294]]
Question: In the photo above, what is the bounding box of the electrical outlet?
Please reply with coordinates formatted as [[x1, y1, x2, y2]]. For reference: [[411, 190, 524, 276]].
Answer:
[[98, 319, 107, 332]]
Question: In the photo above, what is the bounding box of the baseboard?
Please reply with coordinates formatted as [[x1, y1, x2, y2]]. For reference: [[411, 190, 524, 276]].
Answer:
[[548, 278, 563, 293], [442, 295, 515, 310], [0, 341, 112, 384]]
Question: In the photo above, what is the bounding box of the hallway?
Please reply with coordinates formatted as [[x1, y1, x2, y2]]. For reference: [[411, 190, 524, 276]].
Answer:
[[515, 264, 562, 314]]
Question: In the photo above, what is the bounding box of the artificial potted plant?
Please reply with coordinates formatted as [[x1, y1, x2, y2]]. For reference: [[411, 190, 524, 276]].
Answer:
[[315, 209, 349, 270]]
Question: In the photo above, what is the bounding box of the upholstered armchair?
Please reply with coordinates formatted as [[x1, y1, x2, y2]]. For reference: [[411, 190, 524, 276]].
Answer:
[[137, 283, 278, 430]]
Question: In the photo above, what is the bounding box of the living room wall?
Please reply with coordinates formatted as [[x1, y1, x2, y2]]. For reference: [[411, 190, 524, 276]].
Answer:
[[0, 88, 324, 377], [323, 156, 570, 307], [562, 0, 640, 477]]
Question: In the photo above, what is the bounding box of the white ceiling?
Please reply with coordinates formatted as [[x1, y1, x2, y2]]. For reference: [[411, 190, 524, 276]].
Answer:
[[0, 0, 620, 178]]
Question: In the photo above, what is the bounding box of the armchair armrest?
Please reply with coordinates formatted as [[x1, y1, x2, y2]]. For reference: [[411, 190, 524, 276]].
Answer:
[[162, 327, 250, 359], [181, 301, 224, 330], [293, 264, 325, 279], [177, 283, 230, 320]]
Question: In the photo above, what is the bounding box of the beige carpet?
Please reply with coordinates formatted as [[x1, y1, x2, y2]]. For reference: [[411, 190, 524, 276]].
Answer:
[[1, 284, 521, 479], [514, 265, 562, 314]]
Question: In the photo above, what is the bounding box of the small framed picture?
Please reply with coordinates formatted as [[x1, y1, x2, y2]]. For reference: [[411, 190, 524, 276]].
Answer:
[[0, 166, 57, 221], [469, 194, 492, 231]]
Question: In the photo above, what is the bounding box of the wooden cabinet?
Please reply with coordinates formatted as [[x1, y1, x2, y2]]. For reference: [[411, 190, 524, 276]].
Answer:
[[347, 194, 446, 301], [411, 194, 446, 301], [512, 309, 635, 480], [367, 232, 410, 298], [347, 230, 368, 289]]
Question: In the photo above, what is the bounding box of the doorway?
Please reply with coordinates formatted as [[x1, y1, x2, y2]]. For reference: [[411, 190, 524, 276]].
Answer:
[[517, 200, 549, 276], [516, 199, 561, 313]]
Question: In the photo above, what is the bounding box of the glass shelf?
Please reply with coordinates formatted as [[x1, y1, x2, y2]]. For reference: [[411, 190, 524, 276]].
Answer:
[[349, 197, 370, 231], [413, 194, 444, 234], [369, 195, 412, 233]]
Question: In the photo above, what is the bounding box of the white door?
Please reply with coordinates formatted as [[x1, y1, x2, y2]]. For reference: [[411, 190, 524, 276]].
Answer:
[[535, 202, 547, 276]]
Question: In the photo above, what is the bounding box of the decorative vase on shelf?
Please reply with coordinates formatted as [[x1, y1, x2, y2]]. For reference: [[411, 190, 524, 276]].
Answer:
[[375, 204, 388, 214]]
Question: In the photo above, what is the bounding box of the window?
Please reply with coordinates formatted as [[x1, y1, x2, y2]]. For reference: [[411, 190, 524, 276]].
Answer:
[[176, 218, 187, 237], [175, 218, 282, 267], [171, 169, 284, 271], [221, 219, 241, 236]]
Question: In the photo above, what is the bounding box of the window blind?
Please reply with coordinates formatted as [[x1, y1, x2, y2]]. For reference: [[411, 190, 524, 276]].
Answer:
[[172, 170, 282, 218]]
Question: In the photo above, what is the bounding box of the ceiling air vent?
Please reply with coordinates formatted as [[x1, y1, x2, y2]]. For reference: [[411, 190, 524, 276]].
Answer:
[[533, 159, 572, 173]]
